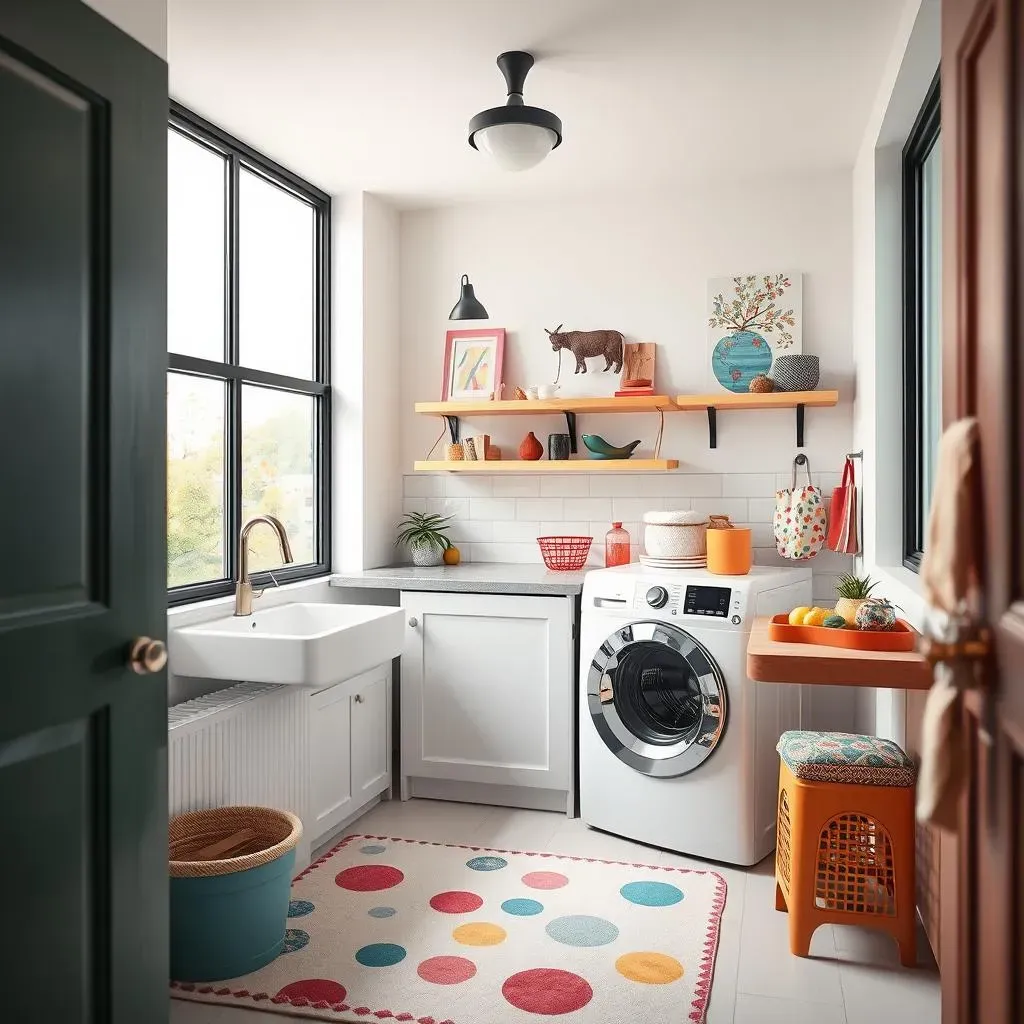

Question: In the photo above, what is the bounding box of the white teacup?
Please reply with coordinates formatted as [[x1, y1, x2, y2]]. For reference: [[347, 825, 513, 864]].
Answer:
[[535, 384, 560, 399]]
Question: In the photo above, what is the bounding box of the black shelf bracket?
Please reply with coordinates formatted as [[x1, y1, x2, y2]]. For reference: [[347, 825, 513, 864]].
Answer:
[[795, 404, 806, 448], [564, 411, 578, 454], [707, 406, 718, 448], [443, 414, 460, 444]]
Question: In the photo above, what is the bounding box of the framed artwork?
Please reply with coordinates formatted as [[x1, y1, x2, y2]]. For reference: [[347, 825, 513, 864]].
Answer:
[[706, 271, 802, 392], [441, 328, 505, 401]]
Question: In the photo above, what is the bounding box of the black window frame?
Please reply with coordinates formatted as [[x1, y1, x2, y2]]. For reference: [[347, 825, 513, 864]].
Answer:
[[168, 102, 331, 605], [901, 70, 941, 573]]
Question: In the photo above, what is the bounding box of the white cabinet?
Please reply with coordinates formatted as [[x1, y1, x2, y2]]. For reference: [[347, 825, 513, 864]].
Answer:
[[308, 666, 391, 846], [400, 592, 573, 807]]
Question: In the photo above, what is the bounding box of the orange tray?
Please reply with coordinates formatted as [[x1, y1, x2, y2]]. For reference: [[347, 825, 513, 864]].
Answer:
[[767, 614, 918, 652]]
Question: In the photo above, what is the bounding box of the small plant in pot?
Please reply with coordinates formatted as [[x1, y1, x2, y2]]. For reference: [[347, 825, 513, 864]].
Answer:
[[834, 573, 879, 627], [397, 512, 452, 567]]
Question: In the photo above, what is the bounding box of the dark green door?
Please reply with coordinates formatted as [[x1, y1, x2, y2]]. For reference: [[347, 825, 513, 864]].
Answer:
[[0, 1, 169, 1019]]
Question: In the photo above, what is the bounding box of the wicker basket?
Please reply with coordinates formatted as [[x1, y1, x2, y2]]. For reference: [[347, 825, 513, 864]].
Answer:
[[169, 805, 302, 878], [538, 536, 593, 571], [642, 511, 708, 558]]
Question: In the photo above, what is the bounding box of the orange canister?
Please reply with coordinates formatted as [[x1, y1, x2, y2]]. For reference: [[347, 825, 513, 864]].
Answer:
[[706, 526, 752, 575]]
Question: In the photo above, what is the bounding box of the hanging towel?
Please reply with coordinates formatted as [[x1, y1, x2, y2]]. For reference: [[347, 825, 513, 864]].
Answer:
[[916, 418, 980, 831], [826, 457, 859, 554]]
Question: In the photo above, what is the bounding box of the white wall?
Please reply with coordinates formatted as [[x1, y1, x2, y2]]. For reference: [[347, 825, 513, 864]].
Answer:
[[851, 0, 940, 740], [332, 192, 403, 572], [83, 0, 167, 58]]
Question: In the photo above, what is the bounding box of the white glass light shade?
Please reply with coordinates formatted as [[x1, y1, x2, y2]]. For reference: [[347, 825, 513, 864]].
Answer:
[[472, 123, 558, 171]]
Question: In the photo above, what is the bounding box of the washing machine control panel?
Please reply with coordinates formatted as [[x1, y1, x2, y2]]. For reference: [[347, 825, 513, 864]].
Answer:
[[683, 585, 734, 619]]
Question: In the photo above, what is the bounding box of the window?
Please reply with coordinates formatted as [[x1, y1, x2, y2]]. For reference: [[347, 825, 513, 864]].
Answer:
[[167, 104, 330, 603], [902, 71, 941, 572]]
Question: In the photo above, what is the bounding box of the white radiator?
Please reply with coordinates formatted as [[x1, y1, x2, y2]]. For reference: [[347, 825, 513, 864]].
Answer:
[[168, 682, 310, 866]]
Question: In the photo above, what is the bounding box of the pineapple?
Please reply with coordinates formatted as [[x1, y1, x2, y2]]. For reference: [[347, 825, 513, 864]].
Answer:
[[834, 573, 878, 627]]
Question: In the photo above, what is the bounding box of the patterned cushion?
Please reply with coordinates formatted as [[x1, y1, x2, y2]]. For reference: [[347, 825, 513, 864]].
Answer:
[[776, 730, 916, 788]]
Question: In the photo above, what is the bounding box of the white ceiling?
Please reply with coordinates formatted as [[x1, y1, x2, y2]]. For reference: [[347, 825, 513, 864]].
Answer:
[[167, 0, 904, 208]]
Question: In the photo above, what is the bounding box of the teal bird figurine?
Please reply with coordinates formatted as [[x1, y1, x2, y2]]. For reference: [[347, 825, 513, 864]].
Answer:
[[581, 434, 642, 460]]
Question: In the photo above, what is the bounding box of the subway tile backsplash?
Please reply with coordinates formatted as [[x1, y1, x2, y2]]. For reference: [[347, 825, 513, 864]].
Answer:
[[403, 472, 851, 602]]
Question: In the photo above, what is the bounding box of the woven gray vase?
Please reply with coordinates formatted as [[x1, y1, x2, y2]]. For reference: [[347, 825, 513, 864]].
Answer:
[[770, 354, 820, 391]]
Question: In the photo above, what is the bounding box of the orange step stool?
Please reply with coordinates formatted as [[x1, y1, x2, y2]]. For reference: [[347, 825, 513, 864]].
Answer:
[[774, 730, 917, 966]]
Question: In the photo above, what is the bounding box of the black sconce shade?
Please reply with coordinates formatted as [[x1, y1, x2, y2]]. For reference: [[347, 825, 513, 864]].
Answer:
[[449, 274, 489, 320]]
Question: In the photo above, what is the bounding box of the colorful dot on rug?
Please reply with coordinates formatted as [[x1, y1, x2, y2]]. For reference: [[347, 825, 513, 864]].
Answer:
[[416, 956, 477, 985], [619, 880, 683, 907], [521, 870, 569, 890], [282, 929, 309, 954], [360, 844, 387, 854], [335, 864, 405, 891], [354, 942, 407, 967], [466, 855, 508, 871], [274, 979, 346, 1004], [288, 899, 314, 918], [615, 952, 684, 984], [368, 906, 397, 919], [501, 898, 544, 916], [501, 968, 593, 1014], [452, 922, 507, 946], [429, 890, 483, 913], [545, 915, 619, 947]]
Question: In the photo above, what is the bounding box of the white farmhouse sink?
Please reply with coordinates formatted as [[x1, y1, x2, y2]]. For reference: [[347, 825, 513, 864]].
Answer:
[[171, 603, 404, 687]]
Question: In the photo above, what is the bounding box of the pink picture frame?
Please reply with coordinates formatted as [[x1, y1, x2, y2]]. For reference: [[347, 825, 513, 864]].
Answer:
[[441, 328, 506, 401]]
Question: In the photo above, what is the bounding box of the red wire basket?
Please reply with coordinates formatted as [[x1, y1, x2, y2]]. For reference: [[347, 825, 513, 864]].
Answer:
[[537, 536, 593, 571]]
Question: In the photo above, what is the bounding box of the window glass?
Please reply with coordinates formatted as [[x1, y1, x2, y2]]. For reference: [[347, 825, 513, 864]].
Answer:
[[168, 129, 225, 360], [239, 168, 315, 379], [920, 137, 942, 531], [241, 386, 316, 571], [167, 373, 226, 587]]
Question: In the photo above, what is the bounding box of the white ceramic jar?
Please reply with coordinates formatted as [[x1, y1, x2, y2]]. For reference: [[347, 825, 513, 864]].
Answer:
[[642, 510, 709, 558]]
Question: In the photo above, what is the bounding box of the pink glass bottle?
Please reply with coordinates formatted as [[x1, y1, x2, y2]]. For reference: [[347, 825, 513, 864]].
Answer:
[[605, 522, 631, 567]]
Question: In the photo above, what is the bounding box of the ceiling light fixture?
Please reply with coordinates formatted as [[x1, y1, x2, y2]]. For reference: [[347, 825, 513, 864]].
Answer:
[[468, 51, 562, 172], [448, 274, 489, 320]]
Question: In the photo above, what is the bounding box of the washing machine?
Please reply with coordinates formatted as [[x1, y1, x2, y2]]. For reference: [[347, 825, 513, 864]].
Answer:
[[579, 564, 812, 865]]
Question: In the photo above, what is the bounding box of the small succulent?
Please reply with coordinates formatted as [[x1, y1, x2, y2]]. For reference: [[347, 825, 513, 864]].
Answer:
[[396, 512, 452, 552], [835, 573, 878, 599]]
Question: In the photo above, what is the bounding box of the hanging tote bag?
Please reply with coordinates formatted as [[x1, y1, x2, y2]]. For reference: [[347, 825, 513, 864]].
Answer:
[[826, 457, 860, 554], [774, 455, 827, 560]]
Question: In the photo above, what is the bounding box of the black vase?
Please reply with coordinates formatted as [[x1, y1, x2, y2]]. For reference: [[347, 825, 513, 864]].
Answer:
[[548, 433, 571, 460]]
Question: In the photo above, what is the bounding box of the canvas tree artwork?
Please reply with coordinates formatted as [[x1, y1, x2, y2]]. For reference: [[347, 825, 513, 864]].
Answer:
[[707, 271, 802, 392]]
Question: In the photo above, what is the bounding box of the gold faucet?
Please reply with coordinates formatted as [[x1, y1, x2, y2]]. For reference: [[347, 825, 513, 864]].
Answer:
[[235, 515, 295, 615]]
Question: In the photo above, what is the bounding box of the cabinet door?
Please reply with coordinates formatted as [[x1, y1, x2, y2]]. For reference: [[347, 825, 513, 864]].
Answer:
[[401, 592, 573, 790], [308, 682, 353, 840], [351, 671, 390, 802]]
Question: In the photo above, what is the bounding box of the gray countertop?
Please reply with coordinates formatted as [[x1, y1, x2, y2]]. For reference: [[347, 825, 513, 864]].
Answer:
[[328, 562, 589, 596]]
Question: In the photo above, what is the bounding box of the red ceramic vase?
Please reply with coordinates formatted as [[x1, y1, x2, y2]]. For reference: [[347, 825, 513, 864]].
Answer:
[[518, 431, 543, 461]]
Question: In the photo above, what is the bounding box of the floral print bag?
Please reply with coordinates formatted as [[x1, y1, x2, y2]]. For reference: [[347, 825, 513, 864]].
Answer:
[[774, 455, 827, 559]]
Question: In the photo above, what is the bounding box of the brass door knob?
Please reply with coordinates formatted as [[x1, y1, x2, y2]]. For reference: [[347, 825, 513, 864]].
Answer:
[[130, 637, 168, 674]]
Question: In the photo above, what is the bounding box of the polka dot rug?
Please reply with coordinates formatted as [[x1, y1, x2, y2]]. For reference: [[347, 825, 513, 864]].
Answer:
[[170, 832, 727, 1023]]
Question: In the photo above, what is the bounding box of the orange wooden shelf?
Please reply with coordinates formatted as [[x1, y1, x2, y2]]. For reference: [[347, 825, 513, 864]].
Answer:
[[746, 616, 931, 690], [415, 396, 676, 416], [673, 390, 839, 411], [414, 459, 678, 473]]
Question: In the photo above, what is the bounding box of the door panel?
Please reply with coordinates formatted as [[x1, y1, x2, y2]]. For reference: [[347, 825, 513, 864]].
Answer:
[[352, 674, 390, 801], [0, 2, 168, 1020], [942, 0, 1024, 1021], [309, 684, 354, 838], [401, 592, 573, 790]]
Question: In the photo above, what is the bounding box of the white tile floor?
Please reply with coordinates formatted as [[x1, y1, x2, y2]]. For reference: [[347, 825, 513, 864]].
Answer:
[[170, 799, 941, 1024]]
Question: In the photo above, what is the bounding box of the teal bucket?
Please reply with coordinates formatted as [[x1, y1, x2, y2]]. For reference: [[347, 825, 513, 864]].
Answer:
[[169, 806, 303, 983]]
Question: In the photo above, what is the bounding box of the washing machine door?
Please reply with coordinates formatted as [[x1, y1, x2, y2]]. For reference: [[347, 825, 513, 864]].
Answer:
[[587, 620, 727, 778]]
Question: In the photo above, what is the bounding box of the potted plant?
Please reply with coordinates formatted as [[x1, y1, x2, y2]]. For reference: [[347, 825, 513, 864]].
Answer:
[[397, 511, 452, 567], [834, 572, 879, 627]]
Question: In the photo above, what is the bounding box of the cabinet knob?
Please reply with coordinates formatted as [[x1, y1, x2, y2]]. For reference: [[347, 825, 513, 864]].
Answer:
[[408, 616, 418, 628], [129, 637, 167, 674], [354, 693, 364, 704]]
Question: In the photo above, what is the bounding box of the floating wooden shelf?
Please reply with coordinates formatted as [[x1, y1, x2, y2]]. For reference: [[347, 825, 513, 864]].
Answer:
[[415, 396, 676, 416], [673, 390, 839, 448], [414, 459, 679, 473], [746, 616, 931, 690]]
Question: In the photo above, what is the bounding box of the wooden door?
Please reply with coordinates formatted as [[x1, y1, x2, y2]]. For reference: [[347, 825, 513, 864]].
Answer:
[[0, 1, 168, 1020], [400, 592, 573, 792], [942, 0, 1024, 1020]]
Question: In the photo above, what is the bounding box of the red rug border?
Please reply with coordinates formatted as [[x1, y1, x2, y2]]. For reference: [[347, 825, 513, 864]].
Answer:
[[171, 831, 729, 1024]]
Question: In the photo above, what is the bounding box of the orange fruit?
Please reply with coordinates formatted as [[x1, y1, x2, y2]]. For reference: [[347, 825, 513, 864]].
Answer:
[[443, 546, 461, 566]]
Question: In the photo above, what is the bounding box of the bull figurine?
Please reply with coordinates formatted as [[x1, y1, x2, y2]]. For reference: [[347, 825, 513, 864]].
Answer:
[[546, 324, 624, 374]]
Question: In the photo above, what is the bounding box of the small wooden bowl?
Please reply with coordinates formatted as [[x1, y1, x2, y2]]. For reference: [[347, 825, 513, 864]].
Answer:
[[623, 378, 652, 389]]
